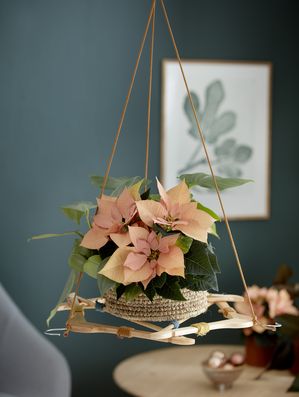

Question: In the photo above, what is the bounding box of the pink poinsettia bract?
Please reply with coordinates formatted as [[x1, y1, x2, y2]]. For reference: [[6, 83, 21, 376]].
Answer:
[[136, 179, 214, 243], [99, 226, 184, 288], [80, 185, 140, 249]]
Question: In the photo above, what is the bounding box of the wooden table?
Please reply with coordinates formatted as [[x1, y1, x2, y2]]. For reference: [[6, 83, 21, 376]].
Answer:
[[114, 344, 296, 397]]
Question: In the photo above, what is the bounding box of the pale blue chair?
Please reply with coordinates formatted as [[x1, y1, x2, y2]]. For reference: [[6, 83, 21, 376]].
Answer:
[[0, 284, 71, 397]]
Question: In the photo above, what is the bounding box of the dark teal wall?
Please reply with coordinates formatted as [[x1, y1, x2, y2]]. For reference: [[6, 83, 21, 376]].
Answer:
[[0, 1, 298, 396]]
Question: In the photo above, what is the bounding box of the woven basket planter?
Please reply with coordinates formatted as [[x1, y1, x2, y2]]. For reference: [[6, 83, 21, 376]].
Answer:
[[103, 289, 208, 322]]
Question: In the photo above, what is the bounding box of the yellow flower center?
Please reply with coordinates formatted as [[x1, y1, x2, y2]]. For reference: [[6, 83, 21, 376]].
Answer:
[[148, 250, 159, 261]]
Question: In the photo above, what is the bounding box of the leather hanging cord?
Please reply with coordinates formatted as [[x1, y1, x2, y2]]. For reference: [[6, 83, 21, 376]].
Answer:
[[159, 0, 257, 324], [64, 2, 156, 337], [100, 0, 156, 197], [144, 0, 156, 188]]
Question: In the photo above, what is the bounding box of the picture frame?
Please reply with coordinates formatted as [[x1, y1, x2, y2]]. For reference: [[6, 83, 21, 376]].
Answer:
[[161, 59, 272, 220]]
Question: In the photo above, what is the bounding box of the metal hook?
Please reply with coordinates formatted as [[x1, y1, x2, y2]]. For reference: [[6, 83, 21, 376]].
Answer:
[[264, 322, 282, 332], [44, 328, 67, 336]]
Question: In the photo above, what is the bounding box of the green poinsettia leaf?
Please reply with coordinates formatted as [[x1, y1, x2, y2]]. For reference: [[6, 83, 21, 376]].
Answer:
[[176, 235, 193, 254], [209, 223, 220, 239], [29, 231, 82, 241], [207, 244, 220, 274], [62, 209, 84, 224], [201, 274, 218, 291], [181, 273, 218, 292], [64, 201, 97, 212], [179, 172, 252, 191], [153, 272, 167, 289], [97, 275, 116, 296], [68, 239, 93, 272], [197, 202, 221, 221], [83, 255, 101, 279], [90, 175, 138, 190], [68, 253, 86, 272], [143, 282, 156, 301], [149, 194, 160, 201], [90, 175, 151, 196], [185, 240, 214, 276], [124, 283, 142, 302], [115, 284, 126, 300], [72, 239, 93, 257], [74, 240, 93, 258], [46, 269, 78, 326], [61, 201, 96, 225], [111, 177, 148, 196], [156, 279, 186, 301]]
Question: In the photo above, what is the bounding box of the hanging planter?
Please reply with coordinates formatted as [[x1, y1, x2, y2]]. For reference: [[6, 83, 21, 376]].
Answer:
[[32, 0, 279, 345], [103, 289, 208, 323]]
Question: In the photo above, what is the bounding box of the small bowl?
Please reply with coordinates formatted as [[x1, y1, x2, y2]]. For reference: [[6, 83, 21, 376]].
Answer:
[[202, 360, 244, 391]]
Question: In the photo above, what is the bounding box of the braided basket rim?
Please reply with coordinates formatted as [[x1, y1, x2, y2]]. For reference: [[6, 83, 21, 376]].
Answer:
[[103, 288, 208, 322]]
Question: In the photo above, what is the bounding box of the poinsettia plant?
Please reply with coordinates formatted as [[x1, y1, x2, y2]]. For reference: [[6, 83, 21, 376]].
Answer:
[[31, 172, 251, 324], [235, 284, 299, 335], [235, 265, 299, 388]]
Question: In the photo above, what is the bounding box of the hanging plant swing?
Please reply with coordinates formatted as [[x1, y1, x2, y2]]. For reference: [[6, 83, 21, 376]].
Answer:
[[32, 0, 279, 345]]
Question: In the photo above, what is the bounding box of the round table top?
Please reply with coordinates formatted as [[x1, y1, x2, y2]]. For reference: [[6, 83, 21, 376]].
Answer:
[[114, 344, 296, 397]]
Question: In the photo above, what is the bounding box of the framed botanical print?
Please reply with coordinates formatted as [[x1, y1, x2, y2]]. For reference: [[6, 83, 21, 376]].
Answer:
[[161, 59, 272, 220]]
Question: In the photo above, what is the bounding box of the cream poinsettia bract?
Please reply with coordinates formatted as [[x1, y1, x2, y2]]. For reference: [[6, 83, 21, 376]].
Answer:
[[136, 179, 214, 243], [80, 183, 141, 250], [99, 226, 185, 288]]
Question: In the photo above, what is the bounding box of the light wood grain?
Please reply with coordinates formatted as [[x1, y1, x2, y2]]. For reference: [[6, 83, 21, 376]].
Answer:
[[113, 345, 296, 397], [57, 293, 263, 345]]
